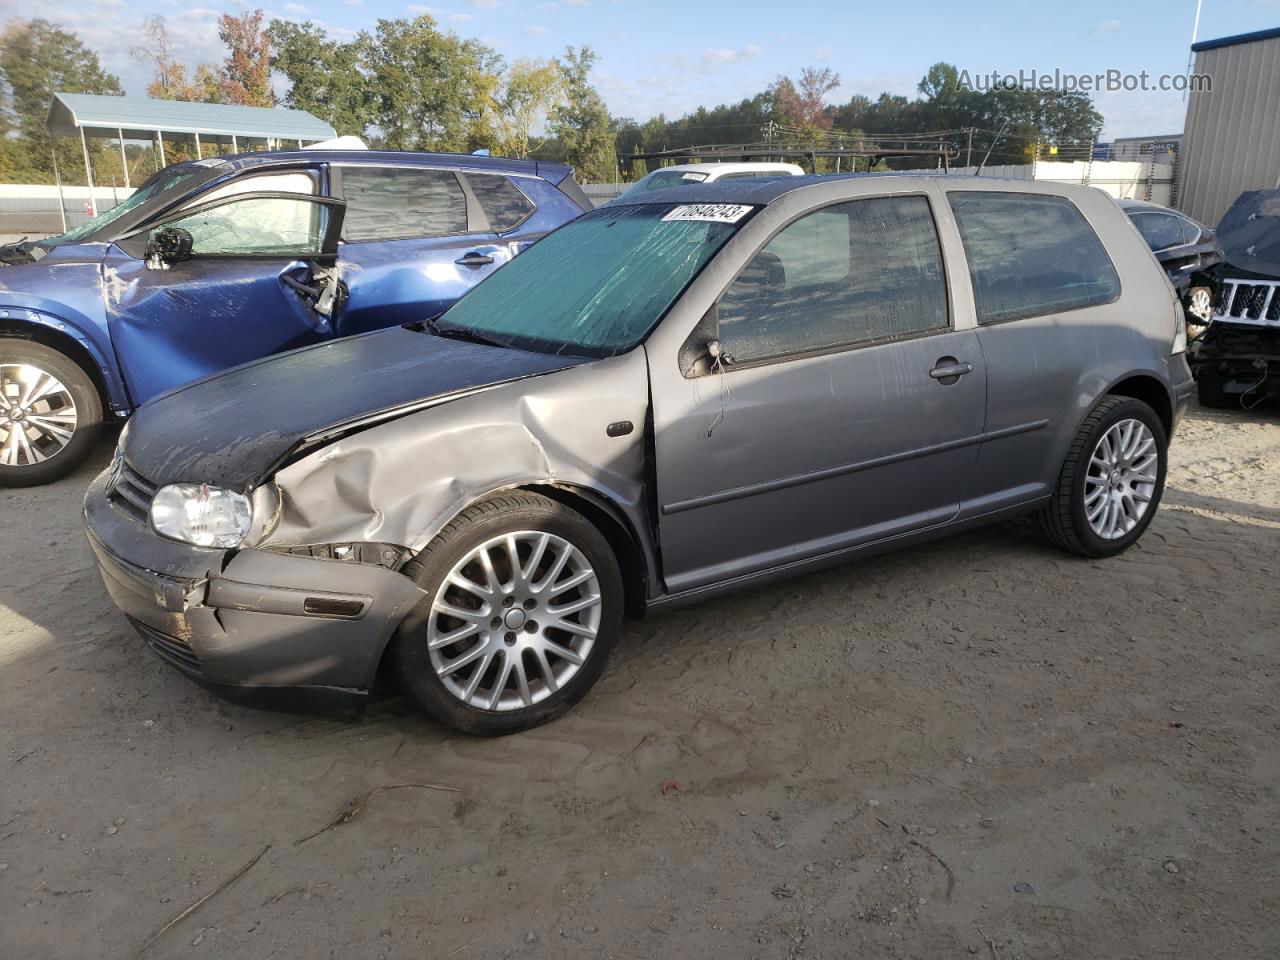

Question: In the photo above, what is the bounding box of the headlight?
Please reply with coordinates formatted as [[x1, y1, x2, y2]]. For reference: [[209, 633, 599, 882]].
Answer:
[[150, 483, 253, 549]]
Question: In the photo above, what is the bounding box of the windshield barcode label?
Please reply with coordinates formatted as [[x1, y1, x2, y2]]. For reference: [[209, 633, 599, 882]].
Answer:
[[662, 204, 753, 224]]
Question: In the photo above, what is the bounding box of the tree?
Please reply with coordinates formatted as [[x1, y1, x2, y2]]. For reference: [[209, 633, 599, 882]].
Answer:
[[551, 46, 615, 183], [491, 58, 562, 158], [0, 19, 122, 183], [771, 66, 841, 130], [268, 20, 373, 137], [133, 16, 224, 103], [218, 10, 272, 107]]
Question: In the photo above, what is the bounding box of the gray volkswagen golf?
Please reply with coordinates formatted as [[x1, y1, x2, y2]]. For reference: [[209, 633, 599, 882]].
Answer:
[[84, 174, 1195, 734]]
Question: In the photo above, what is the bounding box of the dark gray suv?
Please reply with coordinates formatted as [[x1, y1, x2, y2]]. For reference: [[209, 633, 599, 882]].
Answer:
[[84, 175, 1195, 734]]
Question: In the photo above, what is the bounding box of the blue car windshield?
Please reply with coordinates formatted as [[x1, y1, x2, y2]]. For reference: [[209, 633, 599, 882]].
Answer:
[[41, 164, 214, 247], [437, 202, 754, 357]]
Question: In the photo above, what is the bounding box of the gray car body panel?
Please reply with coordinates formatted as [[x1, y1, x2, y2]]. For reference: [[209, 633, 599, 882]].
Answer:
[[84, 173, 1189, 708]]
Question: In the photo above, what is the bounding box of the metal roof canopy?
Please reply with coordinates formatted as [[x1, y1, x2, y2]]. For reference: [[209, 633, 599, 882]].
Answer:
[[45, 93, 335, 222]]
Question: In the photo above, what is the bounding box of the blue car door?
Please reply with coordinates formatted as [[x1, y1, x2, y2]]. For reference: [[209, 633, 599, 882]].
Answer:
[[330, 163, 517, 334], [104, 171, 347, 406]]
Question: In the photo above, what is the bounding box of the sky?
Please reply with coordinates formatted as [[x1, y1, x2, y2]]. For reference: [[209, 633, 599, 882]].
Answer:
[[17, 0, 1280, 140]]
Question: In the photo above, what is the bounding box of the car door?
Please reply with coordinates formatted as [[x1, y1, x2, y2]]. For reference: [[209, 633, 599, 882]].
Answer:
[[331, 164, 516, 335], [650, 190, 988, 594], [104, 188, 346, 406]]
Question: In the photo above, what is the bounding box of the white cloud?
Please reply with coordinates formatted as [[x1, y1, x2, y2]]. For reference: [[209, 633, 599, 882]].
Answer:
[[1090, 19, 1122, 37], [345, 0, 363, 5], [524, 24, 548, 35], [702, 45, 762, 66], [407, 3, 440, 12], [565, 0, 589, 6], [472, 0, 499, 7], [450, 11, 473, 22], [284, 2, 309, 13], [814, 46, 831, 62]]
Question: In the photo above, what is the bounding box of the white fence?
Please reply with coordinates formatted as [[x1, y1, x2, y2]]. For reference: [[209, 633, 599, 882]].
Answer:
[[946, 160, 1175, 205], [0, 183, 136, 234]]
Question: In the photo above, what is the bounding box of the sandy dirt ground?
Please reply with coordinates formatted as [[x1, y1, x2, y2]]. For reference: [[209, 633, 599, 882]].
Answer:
[[2, 400, 1278, 960]]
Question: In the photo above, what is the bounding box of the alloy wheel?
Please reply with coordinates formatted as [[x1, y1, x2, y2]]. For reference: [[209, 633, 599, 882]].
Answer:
[[0, 363, 79, 467], [1084, 418, 1158, 540], [1188, 287, 1213, 324], [427, 530, 602, 712]]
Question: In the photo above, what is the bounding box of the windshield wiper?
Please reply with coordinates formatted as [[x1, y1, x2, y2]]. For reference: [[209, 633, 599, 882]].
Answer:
[[407, 315, 512, 350]]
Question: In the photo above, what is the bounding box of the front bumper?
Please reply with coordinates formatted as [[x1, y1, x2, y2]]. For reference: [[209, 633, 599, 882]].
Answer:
[[83, 470, 426, 715]]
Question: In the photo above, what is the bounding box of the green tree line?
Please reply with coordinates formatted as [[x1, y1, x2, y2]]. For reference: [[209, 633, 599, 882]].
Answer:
[[1, 15, 1103, 186]]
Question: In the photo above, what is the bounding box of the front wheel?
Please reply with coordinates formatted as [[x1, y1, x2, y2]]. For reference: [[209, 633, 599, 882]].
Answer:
[[394, 492, 623, 735], [0, 341, 102, 487], [1036, 396, 1168, 558]]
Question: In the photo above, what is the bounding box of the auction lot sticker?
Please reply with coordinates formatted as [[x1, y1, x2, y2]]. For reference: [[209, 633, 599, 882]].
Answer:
[[662, 204, 754, 223]]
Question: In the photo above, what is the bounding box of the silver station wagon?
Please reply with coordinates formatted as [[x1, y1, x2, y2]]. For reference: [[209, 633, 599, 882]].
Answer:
[[84, 174, 1195, 734]]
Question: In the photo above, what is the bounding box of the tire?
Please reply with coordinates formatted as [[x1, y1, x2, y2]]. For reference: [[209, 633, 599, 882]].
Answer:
[[1184, 285, 1213, 326], [1036, 396, 1168, 559], [1196, 368, 1232, 409], [0, 340, 102, 487], [393, 492, 624, 735]]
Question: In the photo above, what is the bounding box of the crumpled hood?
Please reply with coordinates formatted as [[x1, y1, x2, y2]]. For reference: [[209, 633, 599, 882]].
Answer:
[[123, 325, 588, 489], [1217, 189, 1280, 279]]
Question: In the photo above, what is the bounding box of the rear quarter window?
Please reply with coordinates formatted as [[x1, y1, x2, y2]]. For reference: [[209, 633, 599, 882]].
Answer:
[[948, 191, 1120, 324], [467, 174, 536, 231]]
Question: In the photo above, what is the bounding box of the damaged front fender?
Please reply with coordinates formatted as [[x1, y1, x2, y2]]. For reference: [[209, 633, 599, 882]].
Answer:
[[264, 349, 658, 591]]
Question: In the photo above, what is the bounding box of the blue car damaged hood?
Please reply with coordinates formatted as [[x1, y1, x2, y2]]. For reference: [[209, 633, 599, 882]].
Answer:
[[123, 325, 589, 489]]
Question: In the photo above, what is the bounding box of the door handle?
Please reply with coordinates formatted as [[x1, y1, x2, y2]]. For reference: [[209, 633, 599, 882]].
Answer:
[[455, 252, 495, 267], [929, 358, 973, 384]]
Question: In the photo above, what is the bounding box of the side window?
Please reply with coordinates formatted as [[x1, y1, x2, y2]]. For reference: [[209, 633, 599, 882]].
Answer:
[[948, 191, 1120, 325], [467, 174, 535, 231], [717, 195, 949, 365], [1177, 217, 1201, 245], [155, 196, 334, 256], [340, 167, 467, 242], [1136, 212, 1185, 252]]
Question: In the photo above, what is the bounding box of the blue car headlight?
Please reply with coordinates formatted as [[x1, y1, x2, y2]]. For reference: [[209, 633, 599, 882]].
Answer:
[[150, 483, 253, 549]]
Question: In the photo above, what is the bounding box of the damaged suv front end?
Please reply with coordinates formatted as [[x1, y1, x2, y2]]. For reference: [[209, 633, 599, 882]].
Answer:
[[1195, 190, 1280, 408]]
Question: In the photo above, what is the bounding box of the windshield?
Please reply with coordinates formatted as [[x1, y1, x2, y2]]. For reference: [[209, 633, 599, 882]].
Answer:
[[40, 164, 214, 247], [1217, 189, 1280, 278], [437, 202, 754, 357], [616, 169, 709, 201]]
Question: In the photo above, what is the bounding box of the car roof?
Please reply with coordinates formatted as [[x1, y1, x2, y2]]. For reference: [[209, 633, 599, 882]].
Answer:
[[205, 149, 569, 181], [608, 172, 1018, 207]]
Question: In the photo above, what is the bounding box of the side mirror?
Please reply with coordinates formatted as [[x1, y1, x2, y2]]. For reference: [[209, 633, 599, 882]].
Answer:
[[145, 226, 194, 268]]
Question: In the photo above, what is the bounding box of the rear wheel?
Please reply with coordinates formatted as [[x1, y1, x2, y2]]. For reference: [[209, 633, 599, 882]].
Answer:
[[0, 340, 102, 487], [394, 492, 623, 735], [1036, 396, 1167, 558]]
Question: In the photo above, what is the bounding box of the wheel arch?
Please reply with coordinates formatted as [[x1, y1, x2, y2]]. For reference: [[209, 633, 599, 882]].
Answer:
[[516, 481, 651, 619], [1103, 372, 1173, 438], [0, 316, 123, 418]]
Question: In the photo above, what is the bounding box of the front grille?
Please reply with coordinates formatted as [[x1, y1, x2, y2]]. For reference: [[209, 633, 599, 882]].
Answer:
[[1214, 279, 1280, 325], [129, 618, 203, 673], [107, 460, 158, 521]]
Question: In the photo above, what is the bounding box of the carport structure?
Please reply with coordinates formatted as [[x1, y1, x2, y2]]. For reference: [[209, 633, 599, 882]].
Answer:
[[46, 93, 335, 213]]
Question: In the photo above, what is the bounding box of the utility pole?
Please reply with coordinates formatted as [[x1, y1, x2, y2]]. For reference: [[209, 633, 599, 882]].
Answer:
[[1184, 0, 1203, 102]]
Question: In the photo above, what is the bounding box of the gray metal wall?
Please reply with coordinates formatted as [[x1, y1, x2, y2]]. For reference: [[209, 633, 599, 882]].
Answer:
[[1179, 35, 1280, 225]]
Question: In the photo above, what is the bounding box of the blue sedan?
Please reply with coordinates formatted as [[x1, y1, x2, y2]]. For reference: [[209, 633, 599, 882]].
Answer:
[[0, 149, 590, 485]]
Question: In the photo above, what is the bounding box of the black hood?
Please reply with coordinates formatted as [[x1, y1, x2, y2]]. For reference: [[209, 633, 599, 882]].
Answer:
[[1217, 189, 1280, 279], [124, 326, 588, 489]]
